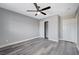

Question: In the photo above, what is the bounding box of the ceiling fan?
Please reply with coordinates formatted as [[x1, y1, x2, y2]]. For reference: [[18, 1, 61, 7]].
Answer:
[[27, 3, 51, 16]]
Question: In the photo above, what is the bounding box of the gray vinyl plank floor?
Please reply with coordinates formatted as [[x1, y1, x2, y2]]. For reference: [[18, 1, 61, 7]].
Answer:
[[0, 38, 79, 55]]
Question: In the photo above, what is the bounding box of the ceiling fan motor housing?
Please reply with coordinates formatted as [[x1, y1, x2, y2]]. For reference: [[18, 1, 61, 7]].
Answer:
[[38, 6, 40, 9]]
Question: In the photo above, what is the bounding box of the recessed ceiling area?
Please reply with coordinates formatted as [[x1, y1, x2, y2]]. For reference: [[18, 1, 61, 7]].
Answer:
[[0, 3, 79, 20]]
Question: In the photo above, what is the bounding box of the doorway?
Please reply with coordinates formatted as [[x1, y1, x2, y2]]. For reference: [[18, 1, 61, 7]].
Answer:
[[44, 21, 48, 39]]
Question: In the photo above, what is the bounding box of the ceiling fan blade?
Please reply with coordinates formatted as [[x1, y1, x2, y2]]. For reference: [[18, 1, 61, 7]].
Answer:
[[34, 3, 39, 11], [41, 6, 51, 11], [27, 10, 37, 12], [40, 12, 46, 15]]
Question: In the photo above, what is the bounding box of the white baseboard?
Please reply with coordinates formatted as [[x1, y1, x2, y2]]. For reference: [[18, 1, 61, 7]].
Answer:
[[39, 37, 59, 42], [49, 39, 58, 42], [59, 39, 77, 44], [0, 36, 40, 48], [76, 45, 79, 51]]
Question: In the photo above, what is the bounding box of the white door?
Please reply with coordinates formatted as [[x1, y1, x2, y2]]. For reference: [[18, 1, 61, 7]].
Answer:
[[63, 18, 77, 43]]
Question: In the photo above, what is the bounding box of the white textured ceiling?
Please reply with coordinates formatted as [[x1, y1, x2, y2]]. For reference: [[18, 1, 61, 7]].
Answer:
[[0, 3, 79, 20]]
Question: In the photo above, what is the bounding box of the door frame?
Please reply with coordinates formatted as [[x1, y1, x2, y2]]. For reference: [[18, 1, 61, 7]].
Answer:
[[44, 21, 48, 39]]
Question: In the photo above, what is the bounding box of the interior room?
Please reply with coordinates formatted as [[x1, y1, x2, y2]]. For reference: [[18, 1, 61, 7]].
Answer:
[[0, 3, 79, 55]]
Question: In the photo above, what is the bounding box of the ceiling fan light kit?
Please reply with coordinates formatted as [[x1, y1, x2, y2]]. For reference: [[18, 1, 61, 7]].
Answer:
[[37, 12, 40, 15]]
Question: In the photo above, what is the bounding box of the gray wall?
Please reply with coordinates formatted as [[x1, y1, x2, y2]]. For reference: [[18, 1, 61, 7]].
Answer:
[[62, 17, 77, 43], [40, 15, 77, 43], [40, 16, 59, 42], [0, 8, 39, 46], [77, 7, 79, 50]]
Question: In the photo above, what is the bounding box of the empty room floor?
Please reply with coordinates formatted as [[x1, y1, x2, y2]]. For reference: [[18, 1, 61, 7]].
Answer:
[[0, 38, 79, 55]]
